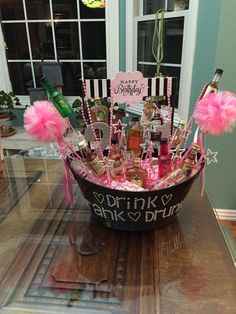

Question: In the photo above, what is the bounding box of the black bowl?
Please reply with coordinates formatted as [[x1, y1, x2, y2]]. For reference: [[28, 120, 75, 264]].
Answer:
[[68, 161, 203, 232]]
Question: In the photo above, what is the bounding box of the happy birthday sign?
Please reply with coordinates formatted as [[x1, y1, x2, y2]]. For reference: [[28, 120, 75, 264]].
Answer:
[[111, 71, 148, 105]]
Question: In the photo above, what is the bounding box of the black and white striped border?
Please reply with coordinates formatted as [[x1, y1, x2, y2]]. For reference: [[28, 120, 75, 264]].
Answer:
[[82, 77, 178, 99]]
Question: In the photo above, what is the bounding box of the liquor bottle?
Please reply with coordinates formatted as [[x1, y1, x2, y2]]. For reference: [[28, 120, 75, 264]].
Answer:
[[126, 116, 143, 157], [150, 111, 163, 143], [141, 96, 155, 128], [152, 143, 159, 166], [126, 158, 148, 188], [77, 136, 106, 177], [153, 143, 200, 189], [91, 97, 108, 123], [171, 120, 186, 148], [41, 76, 73, 118], [108, 138, 126, 181], [200, 68, 223, 100], [158, 137, 172, 178]]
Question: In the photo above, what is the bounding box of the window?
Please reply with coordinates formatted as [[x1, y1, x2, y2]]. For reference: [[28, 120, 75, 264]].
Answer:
[[0, 0, 119, 104], [126, 0, 199, 120]]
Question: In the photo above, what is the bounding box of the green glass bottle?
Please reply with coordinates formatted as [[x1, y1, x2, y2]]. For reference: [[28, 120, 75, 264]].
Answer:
[[41, 76, 73, 118]]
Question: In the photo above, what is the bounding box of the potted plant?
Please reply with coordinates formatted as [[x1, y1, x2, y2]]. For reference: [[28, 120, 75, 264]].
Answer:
[[0, 90, 21, 137]]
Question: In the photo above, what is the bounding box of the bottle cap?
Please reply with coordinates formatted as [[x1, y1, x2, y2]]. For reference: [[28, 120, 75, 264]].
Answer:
[[111, 137, 118, 145], [192, 143, 200, 151], [133, 157, 141, 164], [78, 138, 88, 149], [160, 137, 168, 144], [215, 69, 223, 75]]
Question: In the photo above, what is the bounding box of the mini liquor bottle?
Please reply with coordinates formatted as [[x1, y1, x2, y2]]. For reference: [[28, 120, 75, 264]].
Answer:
[[91, 97, 108, 123], [141, 96, 155, 128], [126, 116, 143, 157], [78, 137, 106, 177], [108, 138, 126, 181], [158, 138, 172, 178], [153, 143, 200, 189], [126, 158, 148, 188], [150, 111, 163, 143], [171, 120, 186, 148], [200, 68, 223, 100], [41, 76, 73, 118]]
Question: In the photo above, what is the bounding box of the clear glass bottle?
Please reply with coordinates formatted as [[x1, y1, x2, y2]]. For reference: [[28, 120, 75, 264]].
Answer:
[[141, 96, 155, 128], [78, 137, 106, 177], [150, 111, 163, 143], [108, 138, 126, 181], [126, 116, 143, 157], [158, 137, 172, 178], [126, 158, 148, 188], [91, 97, 108, 123], [41, 76, 73, 118], [200, 68, 223, 99], [171, 120, 186, 148]]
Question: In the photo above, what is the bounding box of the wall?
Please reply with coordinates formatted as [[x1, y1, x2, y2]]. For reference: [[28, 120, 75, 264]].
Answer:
[[190, 0, 236, 210]]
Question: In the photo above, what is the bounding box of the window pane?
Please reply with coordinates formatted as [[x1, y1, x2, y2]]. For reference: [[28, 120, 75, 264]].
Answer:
[[169, 0, 189, 11], [163, 18, 184, 63], [8, 62, 33, 95], [79, 0, 105, 19], [55, 22, 80, 59], [143, 0, 165, 15], [83, 62, 106, 79], [138, 21, 155, 63], [138, 18, 184, 64], [137, 64, 180, 79], [25, 0, 50, 20], [61, 62, 82, 96], [34, 63, 43, 87], [2, 24, 29, 59], [81, 22, 106, 59], [0, 0, 24, 20], [28, 23, 54, 59], [52, 0, 77, 19], [143, 0, 189, 14]]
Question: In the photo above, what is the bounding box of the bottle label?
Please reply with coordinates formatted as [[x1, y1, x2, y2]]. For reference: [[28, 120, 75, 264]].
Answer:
[[55, 96, 73, 116], [88, 156, 105, 176], [131, 174, 142, 187], [127, 136, 142, 150], [204, 85, 217, 96], [97, 109, 106, 121]]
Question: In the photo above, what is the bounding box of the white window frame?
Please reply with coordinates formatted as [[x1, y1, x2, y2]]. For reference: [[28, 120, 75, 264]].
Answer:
[[126, 0, 199, 121], [0, 0, 119, 107]]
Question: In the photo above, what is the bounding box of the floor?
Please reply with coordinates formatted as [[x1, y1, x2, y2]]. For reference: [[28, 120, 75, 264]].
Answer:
[[219, 220, 236, 267]]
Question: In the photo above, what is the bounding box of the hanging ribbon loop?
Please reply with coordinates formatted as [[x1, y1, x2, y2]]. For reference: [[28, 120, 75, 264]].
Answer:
[[152, 9, 165, 77]]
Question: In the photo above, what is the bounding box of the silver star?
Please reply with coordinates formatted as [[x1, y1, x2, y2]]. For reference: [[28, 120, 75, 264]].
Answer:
[[204, 148, 218, 165]]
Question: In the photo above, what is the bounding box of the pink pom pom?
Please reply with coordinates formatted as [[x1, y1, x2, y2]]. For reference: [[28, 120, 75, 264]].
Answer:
[[193, 91, 236, 136], [24, 101, 69, 142]]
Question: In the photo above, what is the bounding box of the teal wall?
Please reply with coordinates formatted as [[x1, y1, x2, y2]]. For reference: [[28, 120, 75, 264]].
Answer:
[[190, 0, 236, 209], [119, 0, 126, 71]]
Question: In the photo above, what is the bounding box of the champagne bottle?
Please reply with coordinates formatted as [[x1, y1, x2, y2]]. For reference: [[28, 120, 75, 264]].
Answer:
[[41, 76, 73, 118], [200, 68, 223, 100]]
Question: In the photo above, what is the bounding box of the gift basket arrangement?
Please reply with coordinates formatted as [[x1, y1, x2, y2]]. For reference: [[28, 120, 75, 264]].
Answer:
[[24, 69, 236, 231]]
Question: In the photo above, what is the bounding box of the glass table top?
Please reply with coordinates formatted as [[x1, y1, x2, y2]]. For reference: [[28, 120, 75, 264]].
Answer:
[[0, 156, 235, 314]]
